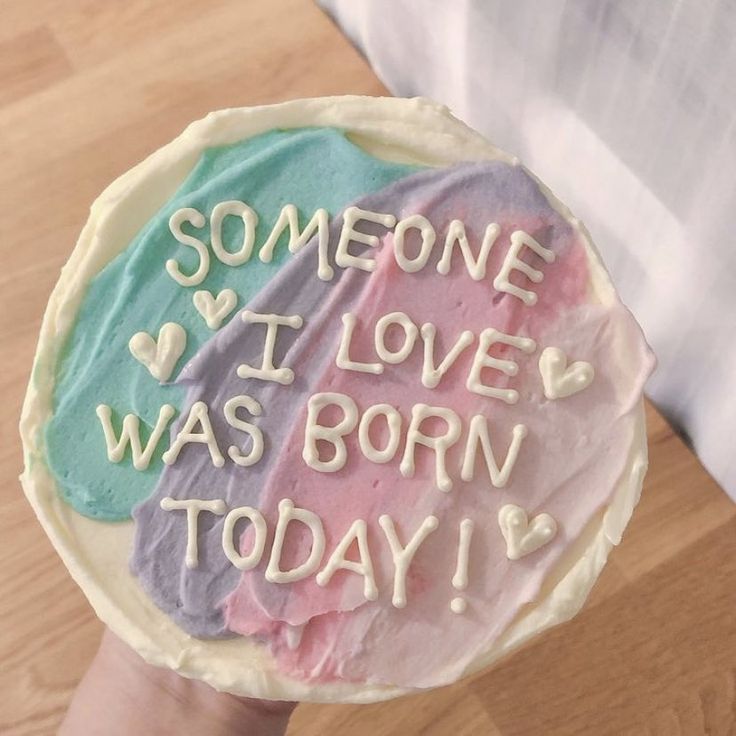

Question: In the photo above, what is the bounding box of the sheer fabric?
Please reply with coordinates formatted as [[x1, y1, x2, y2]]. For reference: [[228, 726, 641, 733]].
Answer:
[[320, 0, 736, 497]]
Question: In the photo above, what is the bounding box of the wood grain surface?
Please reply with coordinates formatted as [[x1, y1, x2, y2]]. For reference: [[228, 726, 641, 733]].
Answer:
[[1, 2, 734, 734]]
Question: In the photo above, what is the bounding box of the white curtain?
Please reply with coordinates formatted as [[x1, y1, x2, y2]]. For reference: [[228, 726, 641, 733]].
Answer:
[[320, 0, 736, 497]]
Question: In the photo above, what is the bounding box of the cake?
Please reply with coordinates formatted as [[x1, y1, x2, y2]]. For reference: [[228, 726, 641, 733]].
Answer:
[[20, 96, 655, 702]]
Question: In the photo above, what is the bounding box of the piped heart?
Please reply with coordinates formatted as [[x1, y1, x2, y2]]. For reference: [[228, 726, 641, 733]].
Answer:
[[498, 503, 557, 560], [539, 346, 594, 399], [129, 322, 186, 382], [193, 288, 237, 330]]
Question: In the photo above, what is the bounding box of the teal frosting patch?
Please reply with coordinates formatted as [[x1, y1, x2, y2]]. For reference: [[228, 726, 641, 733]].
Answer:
[[45, 128, 421, 521]]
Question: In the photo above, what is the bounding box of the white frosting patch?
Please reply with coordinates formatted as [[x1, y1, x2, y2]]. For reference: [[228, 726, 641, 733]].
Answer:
[[399, 403, 462, 492], [466, 329, 536, 404], [335, 206, 397, 272], [374, 312, 418, 364], [162, 401, 225, 468], [336, 313, 383, 375], [210, 200, 258, 267], [498, 504, 558, 560], [450, 597, 468, 615], [128, 322, 186, 382], [221, 506, 267, 571], [223, 395, 264, 467], [539, 347, 595, 399], [96, 404, 176, 471], [393, 214, 436, 273], [449, 519, 473, 616], [159, 497, 227, 569], [436, 220, 500, 281], [259, 204, 333, 281], [460, 417, 527, 488], [237, 311, 304, 385], [193, 288, 238, 330], [451, 519, 474, 591], [420, 323, 474, 389], [266, 499, 326, 584], [493, 230, 556, 305], [166, 208, 209, 286], [316, 519, 378, 601], [357, 403, 402, 464], [302, 392, 359, 473], [378, 514, 439, 608], [285, 623, 306, 651]]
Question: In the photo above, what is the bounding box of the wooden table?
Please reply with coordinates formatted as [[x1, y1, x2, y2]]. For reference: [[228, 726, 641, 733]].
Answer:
[[2, 2, 734, 734]]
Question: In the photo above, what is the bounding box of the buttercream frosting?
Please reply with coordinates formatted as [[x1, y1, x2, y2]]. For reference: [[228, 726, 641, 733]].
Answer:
[[20, 96, 654, 702]]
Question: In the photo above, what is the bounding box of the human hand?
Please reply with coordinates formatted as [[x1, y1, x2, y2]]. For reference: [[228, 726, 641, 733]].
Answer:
[[60, 629, 296, 736]]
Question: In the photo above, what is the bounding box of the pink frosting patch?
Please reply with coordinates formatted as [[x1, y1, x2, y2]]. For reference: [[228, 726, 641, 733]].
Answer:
[[222, 199, 653, 688]]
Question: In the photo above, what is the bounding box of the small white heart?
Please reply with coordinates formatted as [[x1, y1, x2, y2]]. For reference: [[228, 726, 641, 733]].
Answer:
[[498, 503, 557, 560], [539, 346, 594, 399], [129, 322, 186, 382], [193, 288, 237, 330]]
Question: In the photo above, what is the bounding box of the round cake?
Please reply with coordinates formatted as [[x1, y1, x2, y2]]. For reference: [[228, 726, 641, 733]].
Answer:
[[20, 96, 655, 702]]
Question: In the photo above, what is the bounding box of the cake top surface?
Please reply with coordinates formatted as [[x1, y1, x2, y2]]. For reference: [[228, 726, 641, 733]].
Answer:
[[21, 96, 654, 702]]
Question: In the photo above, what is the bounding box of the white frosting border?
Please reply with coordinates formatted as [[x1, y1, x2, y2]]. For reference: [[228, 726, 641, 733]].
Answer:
[[19, 96, 646, 703]]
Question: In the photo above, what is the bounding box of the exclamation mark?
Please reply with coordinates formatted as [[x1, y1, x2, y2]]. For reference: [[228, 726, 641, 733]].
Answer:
[[450, 518, 474, 614]]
